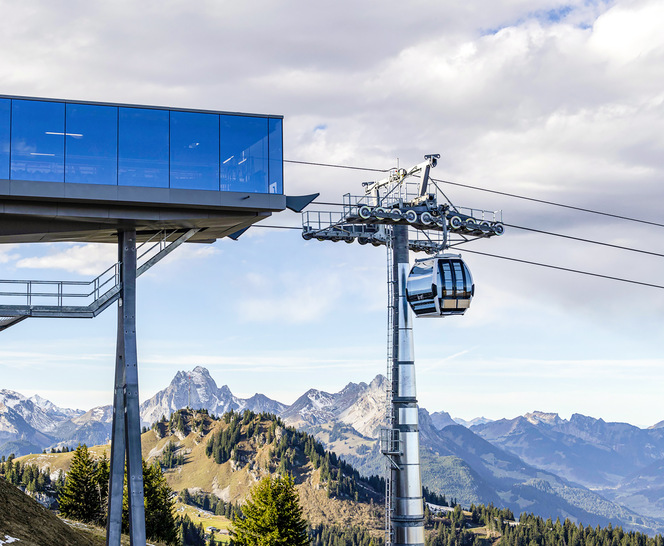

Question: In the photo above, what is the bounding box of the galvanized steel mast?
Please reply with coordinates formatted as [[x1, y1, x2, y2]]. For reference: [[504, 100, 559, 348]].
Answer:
[[391, 224, 425, 545]]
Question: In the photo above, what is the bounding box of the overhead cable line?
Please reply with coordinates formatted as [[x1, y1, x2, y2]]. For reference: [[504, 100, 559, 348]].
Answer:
[[251, 224, 664, 290], [284, 159, 663, 228], [460, 248, 664, 290], [430, 177, 664, 229], [252, 225, 301, 230], [503, 223, 664, 259], [284, 159, 390, 173]]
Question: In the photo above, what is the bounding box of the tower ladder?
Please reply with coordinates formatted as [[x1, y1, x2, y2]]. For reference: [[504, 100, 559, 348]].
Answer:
[[385, 224, 395, 546]]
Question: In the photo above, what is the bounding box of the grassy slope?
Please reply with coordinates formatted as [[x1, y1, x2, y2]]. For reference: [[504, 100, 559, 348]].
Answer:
[[142, 415, 385, 533], [0, 477, 99, 546], [18, 444, 112, 476], [174, 502, 232, 544], [17, 411, 385, 536]]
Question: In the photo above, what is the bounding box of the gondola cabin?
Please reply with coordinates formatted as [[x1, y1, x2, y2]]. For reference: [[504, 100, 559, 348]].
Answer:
[[406, 254, 474, 317]]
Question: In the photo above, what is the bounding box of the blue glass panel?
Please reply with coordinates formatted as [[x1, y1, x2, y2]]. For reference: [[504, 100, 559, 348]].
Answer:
[[220, 115, 268, 193], [65, 103, 118, 185], [0, 99, 9, 179], [268, 118, 283, 194], [11, 100, 65, 182], [118, 108, 169, 188], [170, 111, 219, 190]]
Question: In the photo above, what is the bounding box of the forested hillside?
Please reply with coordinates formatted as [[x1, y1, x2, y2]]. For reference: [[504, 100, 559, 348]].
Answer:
[[7, 407, 664, 546]]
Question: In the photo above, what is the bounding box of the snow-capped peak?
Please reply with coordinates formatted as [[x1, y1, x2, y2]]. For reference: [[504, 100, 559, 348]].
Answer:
[[0, 389, 27, 408], [525, 411, 561, 426]]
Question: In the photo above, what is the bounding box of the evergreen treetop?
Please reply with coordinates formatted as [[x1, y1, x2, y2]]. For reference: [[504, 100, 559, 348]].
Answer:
[[58, 444, 106, 525], [230, 474, 309, 546]]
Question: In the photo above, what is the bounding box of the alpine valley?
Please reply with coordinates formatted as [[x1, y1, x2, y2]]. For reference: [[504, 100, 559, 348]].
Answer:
[[2, 366, 663, 534]]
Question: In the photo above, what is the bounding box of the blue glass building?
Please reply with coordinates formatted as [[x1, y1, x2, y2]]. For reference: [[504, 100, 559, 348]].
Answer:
[[0, 95, 293, 243]]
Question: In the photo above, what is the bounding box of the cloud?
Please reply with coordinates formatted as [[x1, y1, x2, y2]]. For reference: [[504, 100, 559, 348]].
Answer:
[[29, 389, 111, 412], [589, 0, 664, 65], [15, 243, 116, 275], [140, 352, 381, 372], [1, 0, 663, 422], [234, 269, 343, 324], [12, 241, 219, 277], [418, 355, 664, 427], [0, 244, 20, 264], [0, 349, 113, 367]]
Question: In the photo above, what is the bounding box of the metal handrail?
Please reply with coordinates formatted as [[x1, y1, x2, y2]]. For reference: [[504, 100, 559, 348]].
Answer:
[[136, 228, 183, 264], [0, 228, 199, 325], [0, 262, 120, 307], [0, 229, 193, 308]]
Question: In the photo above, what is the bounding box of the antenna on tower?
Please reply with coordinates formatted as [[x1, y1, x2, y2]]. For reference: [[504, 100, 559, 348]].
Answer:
[[302, 154, 504, 546]]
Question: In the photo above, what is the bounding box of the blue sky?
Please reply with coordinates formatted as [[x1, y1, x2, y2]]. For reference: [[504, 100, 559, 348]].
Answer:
[[1, 0, 663, 428]]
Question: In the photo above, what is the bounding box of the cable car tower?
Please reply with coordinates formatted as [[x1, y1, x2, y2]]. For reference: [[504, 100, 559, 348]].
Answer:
[[302, 155, 503, 546]]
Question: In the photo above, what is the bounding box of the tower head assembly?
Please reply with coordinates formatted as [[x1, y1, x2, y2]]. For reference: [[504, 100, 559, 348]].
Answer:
[[302, 154, 503, 315]]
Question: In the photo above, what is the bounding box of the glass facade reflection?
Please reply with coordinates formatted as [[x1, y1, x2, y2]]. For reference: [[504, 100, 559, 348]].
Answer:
[[65, 103, 118, 185], [268, 118, 283, 194], [220, 115, 268, 193], [11, 99, 65, 182], [0, 95, 283, 194], [118, 108, 169, 188], [0, 99, 9, 180], [171, 111, 220, 191]]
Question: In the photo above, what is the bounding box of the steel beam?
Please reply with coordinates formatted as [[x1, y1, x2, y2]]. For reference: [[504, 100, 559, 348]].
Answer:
[[106, 230, 146, 546]]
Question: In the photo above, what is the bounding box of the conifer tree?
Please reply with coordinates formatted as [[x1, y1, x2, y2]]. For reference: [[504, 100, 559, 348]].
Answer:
[[143, 460, 178, 544], [96, 452, 110, 525], [230, 474, 309, 546], [58, 444, 104, 523], [121, 459, 178, 544]]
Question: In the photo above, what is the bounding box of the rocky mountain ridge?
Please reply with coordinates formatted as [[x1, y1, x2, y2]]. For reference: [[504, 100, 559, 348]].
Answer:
[[139, 366, 287, 426], [281, 374, 387, 437], [3, 367, 664, 534], [471, 412, 664, 489]]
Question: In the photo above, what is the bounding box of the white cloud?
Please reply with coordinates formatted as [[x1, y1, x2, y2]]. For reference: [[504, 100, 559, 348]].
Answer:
[[15, 243, 116, 275], [589, 0, 664, 65], [32, 389, 111, 412], [235, 269, 343, 324], [12, 241, 219, 277], [0, 349, 113, 368], [1, 0, 663, 423], [0, 244, 20, 264]]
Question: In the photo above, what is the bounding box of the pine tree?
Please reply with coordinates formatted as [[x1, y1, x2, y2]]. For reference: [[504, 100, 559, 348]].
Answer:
[[230, 474, 309, 546], [58, 444, 104, 523], [178, 514, 206, 546], [143, 460, 178, 545], [120, 459, 178, 544], [96, 452, 110, 525]]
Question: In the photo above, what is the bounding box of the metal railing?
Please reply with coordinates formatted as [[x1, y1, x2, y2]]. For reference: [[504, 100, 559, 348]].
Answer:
[[0, 261, 120, 308], [451, 206, 503, 224], [136, 229, 185, 269], [0, 228, 199, 326], [380, 428, 402, 456]]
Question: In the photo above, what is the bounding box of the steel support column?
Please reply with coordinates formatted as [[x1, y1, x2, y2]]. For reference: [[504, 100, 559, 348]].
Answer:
[[391, 225, 425, 546], [107, 230, 146, 546]]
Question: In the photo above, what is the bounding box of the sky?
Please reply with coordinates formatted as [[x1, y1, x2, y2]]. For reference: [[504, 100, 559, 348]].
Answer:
[[0, 0, 663, 428]]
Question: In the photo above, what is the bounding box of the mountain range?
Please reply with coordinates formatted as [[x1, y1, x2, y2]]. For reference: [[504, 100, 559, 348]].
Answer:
[[2, 367, 664, 534]]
